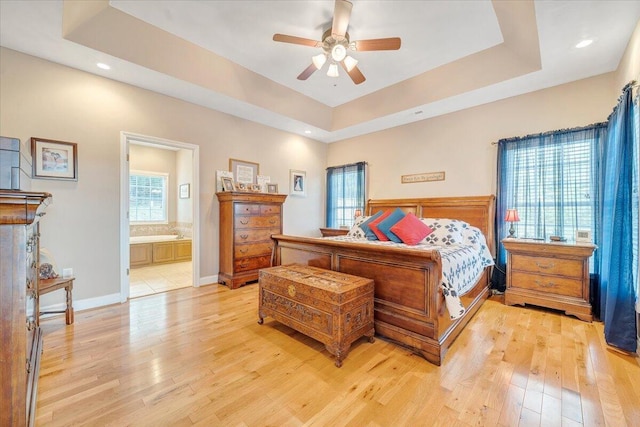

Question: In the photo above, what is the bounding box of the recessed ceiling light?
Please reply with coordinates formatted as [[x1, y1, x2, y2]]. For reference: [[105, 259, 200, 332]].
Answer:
[[97, 62, 111, 70], [575, 39, 593, 49], [304, 130, 311, 134]]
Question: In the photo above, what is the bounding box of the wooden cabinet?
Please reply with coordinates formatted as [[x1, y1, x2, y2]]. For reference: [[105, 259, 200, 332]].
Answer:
[[152, 241, 175, 263], [130, 240, 192, 267], [130, 243, 153, 266], [217, 192, 287, 289], [503, 238, 596, 322], [1, 190, 51, 427]]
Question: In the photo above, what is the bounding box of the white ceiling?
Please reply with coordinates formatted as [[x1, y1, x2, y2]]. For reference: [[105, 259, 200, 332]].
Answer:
[[1, 1, 639, 143]]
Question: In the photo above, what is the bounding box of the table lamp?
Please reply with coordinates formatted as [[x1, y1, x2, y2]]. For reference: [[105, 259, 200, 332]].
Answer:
[[505, 209, 520, 237], [354, 209, 362, 218]]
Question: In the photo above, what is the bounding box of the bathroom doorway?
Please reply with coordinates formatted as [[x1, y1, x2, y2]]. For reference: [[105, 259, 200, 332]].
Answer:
[[119, 132, 200, 301]]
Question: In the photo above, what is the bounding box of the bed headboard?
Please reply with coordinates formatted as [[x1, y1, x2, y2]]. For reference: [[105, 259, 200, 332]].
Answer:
[[366, 195, 496, 256]]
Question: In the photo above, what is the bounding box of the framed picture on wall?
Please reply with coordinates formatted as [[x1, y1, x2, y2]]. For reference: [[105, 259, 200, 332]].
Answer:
[[229, 158, 259, 184], [31, 137, 78, 181], [179, 183, 190, 199], [290, 170, 306, 197]]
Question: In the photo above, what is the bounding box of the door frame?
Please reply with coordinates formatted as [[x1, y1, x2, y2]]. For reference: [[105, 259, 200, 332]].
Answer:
[[119, 131, 200, 302]]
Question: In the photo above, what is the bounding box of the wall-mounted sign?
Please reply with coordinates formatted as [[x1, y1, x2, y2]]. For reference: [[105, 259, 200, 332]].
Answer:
[[401, 171, 445, 184]]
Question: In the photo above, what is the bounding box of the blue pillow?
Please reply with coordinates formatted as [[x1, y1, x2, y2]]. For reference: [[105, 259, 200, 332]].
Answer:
[[359, 210, 385, 240], [376, 208, 406, 243]]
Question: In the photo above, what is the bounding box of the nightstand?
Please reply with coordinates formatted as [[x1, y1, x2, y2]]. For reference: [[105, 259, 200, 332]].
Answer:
[[319, 227, 349, 237], [502, 238, 596, 322]]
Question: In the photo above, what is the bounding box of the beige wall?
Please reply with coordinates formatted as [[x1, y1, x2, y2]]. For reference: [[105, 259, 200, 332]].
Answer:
[[327, 72, 618, 200], [0, 47, 327, 308], [616, 19, 640, 87]]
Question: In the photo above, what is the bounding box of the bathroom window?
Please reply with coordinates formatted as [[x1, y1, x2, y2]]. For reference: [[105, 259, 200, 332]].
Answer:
[[129, 171, 168, 223]]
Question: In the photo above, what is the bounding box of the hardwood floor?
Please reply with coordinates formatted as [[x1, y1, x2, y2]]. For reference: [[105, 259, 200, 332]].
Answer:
[[37, 284, 639, 426]]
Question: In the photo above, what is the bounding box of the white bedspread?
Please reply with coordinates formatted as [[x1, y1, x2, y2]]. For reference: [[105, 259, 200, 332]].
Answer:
[[322, 226, 494, 320]]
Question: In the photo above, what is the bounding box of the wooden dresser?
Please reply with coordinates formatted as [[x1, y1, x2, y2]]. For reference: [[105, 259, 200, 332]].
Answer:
[[216, 192, 287, 289], [1, 190, 51, 427], [503, 238, 596, 322]]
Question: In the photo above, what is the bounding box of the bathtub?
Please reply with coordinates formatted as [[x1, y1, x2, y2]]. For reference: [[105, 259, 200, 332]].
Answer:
[[130, 235, 192, 267], [130, 235, 182, 244]]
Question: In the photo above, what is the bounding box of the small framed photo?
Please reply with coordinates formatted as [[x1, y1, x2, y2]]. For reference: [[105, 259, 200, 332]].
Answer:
[[235, 182, 248, 192], [290, 170, 306, 197], [179, 183, 190, 199], [229, 158, 259, 185], [221, 177, 234, 191], [31, 137, 78, 181], [267, 183, 279, 194], [575, 229, 592, 243], [250, 184, 261, 192]]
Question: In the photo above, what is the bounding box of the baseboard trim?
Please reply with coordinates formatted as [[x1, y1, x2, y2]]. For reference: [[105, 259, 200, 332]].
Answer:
[[199, 275, 218, 286]]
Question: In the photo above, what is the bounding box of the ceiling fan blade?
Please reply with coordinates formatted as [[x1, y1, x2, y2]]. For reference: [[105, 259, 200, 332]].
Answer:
[[297, 63, 318, 81], [354, 37, 401, 51], [273, 34, 322, 48], [331, 0, 353, 37], [340, 61, 365, 85]]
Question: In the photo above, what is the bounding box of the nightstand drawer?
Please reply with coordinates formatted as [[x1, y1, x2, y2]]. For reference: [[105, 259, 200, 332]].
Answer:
[[511, 271, 583, 298], [511, 254, 583, 278]]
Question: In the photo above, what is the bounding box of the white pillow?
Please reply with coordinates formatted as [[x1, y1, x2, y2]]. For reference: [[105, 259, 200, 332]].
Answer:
[[420, 218, 469, 245], [346, 215, 370, 239]]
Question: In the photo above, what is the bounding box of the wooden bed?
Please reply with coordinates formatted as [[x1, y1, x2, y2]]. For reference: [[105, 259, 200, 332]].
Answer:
[[271, 195, 495, 365]]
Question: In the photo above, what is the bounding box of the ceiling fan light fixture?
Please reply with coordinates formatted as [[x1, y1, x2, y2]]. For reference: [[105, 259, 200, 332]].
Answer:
[[327, 63, 339, 78], [312, 53, 327, 70], [343, 55, 358, 72], [331, 44, 347, 62]]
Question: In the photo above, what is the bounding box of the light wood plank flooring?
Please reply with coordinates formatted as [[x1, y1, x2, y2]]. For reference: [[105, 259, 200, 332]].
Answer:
[[37, 284, 640, 426]]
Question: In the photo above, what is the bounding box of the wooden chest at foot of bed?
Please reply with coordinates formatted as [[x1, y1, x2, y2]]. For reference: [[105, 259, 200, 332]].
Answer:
[[258, 264, 375, 367]]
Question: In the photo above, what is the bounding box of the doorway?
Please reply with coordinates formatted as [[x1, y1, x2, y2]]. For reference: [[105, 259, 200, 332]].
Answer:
[[119, 132, 200, 302]]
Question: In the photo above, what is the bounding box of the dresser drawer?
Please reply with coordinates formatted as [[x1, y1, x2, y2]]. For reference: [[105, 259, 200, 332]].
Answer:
[[260, 204, 281, 215], [235, 204, 261, 215], [234, 255, 271, 273], [235, 215, 280, 229], [235, 242, 274, 258], [510, 271, 583, 298], [235, 227, 280, 243], [511, 254, 583, 278]]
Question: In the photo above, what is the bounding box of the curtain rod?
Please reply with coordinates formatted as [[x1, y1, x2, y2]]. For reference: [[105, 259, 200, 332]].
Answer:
[[490, 122, 607, 145], [326, 161, 368, 170]]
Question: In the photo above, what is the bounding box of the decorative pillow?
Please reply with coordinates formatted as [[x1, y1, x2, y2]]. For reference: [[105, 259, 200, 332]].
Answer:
[[420, 218, 468, 245], [360, 210, 385, 240], [347, 215, 370, 239], [376, 208, 406, 243], [390, 212, 434, 245], [368, 210, 393, 241]]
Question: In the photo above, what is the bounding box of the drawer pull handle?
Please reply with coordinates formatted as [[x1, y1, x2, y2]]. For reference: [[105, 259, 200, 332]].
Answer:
[[535, 262, 555, 269], [240, 234, 249, 240], [239, 262, 249, 268], [26, 279, 33, 290], [239, 248, 248, 254], [535, 280, 557, 288], [240, 219, 249, 225], [269, 219, 276, 224]]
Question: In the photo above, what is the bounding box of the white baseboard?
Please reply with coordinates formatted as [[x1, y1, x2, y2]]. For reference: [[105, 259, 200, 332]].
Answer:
[[39, 292, 122, 319], [199, 275, 218, 286]]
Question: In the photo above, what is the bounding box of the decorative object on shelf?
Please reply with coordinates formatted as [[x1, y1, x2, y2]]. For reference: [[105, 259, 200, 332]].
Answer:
[[216, 170, 234, 192], [290, 169, 306, 197], [257, 175, 270, 193], [505, 208, 520, 237], [31, 137, 78, 181], [229, 158, 259, 185], [267, 183, 279, 194], [221, 177, 234, 192], [179, 183, 190, 199], [250, 184, 262, 192], [575, 229, 592, 243], [235, 182, 248, 192], [401, 171, 445, 184]]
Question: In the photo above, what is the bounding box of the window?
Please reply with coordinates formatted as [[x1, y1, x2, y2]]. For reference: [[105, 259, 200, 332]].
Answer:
[[496, 124, 608, 272], [129, 171, 168, 223], [326, 162, 367, 228]]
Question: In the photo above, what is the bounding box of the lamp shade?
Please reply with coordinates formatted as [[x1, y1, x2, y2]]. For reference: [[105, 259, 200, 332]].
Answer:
[[327, 63, 339, 77], [504, 209, 520, 222], [354, 209, 362, 218]]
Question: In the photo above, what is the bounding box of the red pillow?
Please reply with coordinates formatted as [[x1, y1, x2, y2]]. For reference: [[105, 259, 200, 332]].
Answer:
[[390, 212, 434, 245], [368, 210, 393, 241]]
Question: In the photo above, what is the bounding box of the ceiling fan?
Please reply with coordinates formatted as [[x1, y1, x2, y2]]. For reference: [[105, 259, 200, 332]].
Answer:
[[272, 0, 401, 85]]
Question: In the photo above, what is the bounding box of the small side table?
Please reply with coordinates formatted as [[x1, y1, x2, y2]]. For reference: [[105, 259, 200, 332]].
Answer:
[[38, 276, 75, 325], [319, 227, 349, 237]]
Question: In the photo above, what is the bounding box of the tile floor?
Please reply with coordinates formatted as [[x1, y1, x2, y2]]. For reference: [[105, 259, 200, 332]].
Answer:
[[129, 261, 192, 298]]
